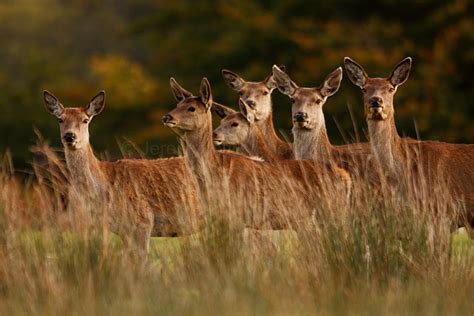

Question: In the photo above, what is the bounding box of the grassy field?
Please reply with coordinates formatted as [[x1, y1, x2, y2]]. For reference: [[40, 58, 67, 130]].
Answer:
[[0, 225, 471, 315], [0, 149, 472, 316]]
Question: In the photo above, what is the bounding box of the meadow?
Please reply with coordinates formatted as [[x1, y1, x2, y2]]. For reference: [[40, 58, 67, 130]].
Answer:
[[0, 143, 471, 316], [0, 1, 472, 315]]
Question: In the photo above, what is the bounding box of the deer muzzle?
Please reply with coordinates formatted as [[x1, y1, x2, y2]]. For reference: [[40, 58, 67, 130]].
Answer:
[[213, 132, 224, 146], [162, 114, 176, 126], [63, 132, 76, 144], [368, 97, 383, 108], [293, 112, 308, 123]]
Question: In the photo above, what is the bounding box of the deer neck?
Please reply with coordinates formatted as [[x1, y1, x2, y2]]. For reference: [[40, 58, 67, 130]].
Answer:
[[256, 110, 283, 151], [183, 113, 217, 177], [292, 116, 332, 161], [64, 144, 103, 193], [241, 125, 276, 161], [367, 114, 401, 173]]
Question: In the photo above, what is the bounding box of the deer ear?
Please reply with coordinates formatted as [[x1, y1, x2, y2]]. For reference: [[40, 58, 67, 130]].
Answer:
[[200, 78, 212, 109], [222, 69, 245, 91], [212, 102, 237, 119], [264, 65, 285, 90], [239, 98, 255, 124], [389, 57, 412, 87], [272, 65, 297, 96], [86, 91, 105, 117], [43, 90, 64, 118], [320, 67, 343, 97], [170, 77, 193, 102], [277, 65, 286, 72], [344, 57, 367, 89]]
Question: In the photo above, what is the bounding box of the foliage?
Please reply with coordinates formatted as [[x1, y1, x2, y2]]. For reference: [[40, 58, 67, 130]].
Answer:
[[0, 0, 473, 167]]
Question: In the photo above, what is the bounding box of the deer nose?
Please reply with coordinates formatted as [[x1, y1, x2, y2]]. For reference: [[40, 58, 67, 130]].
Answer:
[[162, 114, 173, 124], [63, 132, 76, 143], [245, 100, 256, 108], [293, 112, 308, 122], [368, 97, 383, 108]]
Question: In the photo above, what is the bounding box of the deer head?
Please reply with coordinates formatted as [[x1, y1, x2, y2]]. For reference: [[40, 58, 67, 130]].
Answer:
[[344, 57, 412, 121], [272, 65, 342, 130], [221, 66, 284, 122], [163, 78, 213, 132], [212, 99, 256, 146], [43, 90, 105, 150]]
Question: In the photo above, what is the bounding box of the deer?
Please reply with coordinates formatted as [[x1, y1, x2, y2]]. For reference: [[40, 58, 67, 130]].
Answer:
[[162, 77, 352, 230], [43, 90, 201, 258], [344, 57, 474, 231], [212, 100, 281, 162], [271, 64, 378, 198], [221, 68, 294, 160]]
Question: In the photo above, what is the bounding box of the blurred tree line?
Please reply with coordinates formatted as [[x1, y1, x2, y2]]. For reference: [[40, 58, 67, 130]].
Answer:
[[0, 0, 473, 168]]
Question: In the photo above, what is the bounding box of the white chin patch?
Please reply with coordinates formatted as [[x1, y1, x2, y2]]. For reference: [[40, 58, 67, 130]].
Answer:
[[294, 121, 311, 129], [373, 107, 383, 114], [369, 107, 387, 120], [66, 142, 78, 149]]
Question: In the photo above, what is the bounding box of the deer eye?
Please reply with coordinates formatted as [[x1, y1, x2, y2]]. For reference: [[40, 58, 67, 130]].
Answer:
[[188, 106, 196, 112], [82, 118, 89, 124], [316, 99, 322, 105], [263, 91, 269, 96], [58, 118, 64, 123], [388, 87, 395, 93], [238, 91, 243, 96], [362, 88, 367, 93], [290, 98, 295, 104], [231, 122, 239, 127]]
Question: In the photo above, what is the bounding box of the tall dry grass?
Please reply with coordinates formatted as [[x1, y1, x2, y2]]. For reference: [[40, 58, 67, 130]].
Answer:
[[0, 144, 471, 315]]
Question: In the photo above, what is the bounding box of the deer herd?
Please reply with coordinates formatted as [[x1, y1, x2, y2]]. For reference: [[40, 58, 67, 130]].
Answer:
[[41, 57, 474, 257]]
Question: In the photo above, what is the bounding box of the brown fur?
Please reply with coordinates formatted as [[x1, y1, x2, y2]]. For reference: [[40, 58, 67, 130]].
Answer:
[[221, 69, 294, 160], [344, 57, 474, 227], [165, 78, 351, 229], [212, 101, 280, 162], [43, 91, 201, 257], [272, 65, 375, 179]]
